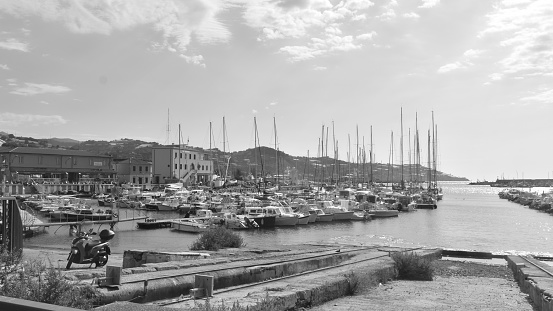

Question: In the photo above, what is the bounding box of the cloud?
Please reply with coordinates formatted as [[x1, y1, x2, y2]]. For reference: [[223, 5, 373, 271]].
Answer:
[[0, 38, 29, 52], [235, 0, 374, 41], [437, 49, 485, 73], [280, 31, 376, 62], [402, 12, 420, 19], [40, 100, 50, 105], [0, 0, 231, 63], [479, 0, 553, 79], [269, 102, 278, 106], [252, 109, 258, 114], [0, 64, 10, 70], [419, 0, 441, 9], [314, 65, 327, 70], [10, 83, 71, 96], [437, 62, 463, 74], [179, 54, 206, 67], [520, 87, 553, 105], [0, 112, 67, 126]]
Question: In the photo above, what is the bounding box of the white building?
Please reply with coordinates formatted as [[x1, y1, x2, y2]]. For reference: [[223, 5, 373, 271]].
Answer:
[[151, 145, 213, 186]]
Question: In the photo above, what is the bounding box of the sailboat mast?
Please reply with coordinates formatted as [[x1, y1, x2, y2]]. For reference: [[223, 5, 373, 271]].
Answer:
[[178, 124, 181, 182], [400, 107, 404, 189], [274, 116, 279, 187], [370, 125, 373, 184], [427, 130, 431, 188]]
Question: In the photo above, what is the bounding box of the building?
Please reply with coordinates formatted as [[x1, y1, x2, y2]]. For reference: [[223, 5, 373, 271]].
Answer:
[[151, 145, 213, 186], [0, 146, 115, 184], [113, 158, 152, 190]]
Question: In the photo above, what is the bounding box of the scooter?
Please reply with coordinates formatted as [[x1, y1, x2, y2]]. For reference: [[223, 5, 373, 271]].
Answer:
[[66, 228, 115, 270]]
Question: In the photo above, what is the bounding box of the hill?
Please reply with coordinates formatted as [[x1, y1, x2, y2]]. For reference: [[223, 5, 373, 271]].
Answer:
[[0, 132, 467, 182]]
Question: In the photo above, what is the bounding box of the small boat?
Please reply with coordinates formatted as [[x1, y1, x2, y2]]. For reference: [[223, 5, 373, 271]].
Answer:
[[316, 201, 354, 221], [63, 208, 114, 221], [313, 208, 334, 222], [264, 206, 299, 226], [243, 207, 276, 228], [136, 218, 172, 229], [170, 218, 211, 233], [368, 209, 399, 218]]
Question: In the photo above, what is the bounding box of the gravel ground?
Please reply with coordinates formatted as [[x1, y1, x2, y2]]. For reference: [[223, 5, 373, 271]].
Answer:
[[309, 259, 538, 311]]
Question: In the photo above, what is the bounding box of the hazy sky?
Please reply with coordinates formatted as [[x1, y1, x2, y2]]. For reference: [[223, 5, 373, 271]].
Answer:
[[1, 0, 552, 181]]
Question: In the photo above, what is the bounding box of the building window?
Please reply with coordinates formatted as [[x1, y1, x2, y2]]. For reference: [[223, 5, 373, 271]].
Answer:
[[185, 164, 187, 170], [139, 166, 142, 172], [179, 164, 182, 169], [174, 152, 177, 158], [133, 166, 136, 171], [145, 167, 149, 172], [73, 158, 77, 165], [194, 154, 196, 160], [145, 177, 149, 183], [133, 177, 136, 183], [174, 164, 177, 169]]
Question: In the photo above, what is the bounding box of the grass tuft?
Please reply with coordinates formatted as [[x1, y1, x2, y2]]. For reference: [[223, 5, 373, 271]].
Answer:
[[391, 251, 434, 281]]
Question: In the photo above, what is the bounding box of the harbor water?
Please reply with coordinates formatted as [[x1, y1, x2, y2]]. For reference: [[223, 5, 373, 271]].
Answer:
[[23, 182, 553, 257]]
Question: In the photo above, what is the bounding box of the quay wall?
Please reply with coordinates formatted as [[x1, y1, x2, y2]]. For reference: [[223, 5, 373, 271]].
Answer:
[[507, 255, 553, 311]]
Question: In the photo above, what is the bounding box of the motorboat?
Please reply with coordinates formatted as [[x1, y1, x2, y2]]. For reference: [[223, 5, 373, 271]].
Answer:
[[315, 201, 354, 221], [170, 218, 211, 233], [264, 206, 299, 226], [243, 207, 276, 228], [313, 208, 334, 222]]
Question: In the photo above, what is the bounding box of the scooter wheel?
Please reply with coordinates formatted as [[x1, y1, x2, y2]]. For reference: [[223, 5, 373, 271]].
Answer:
[[66, 254, 74, 270], [95, 254, 109, 268]]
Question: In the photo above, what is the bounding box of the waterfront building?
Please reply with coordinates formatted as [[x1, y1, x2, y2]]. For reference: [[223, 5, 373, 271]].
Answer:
[[151, 145, 213, 186], [113, 158, 152, 190], [0, 147, 115, 184]]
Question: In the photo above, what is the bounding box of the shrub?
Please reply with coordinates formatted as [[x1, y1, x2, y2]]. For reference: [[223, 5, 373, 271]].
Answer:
[[190, 227, 244, 251], [391, 251, 434, 281], [0, 247, 99, 310]]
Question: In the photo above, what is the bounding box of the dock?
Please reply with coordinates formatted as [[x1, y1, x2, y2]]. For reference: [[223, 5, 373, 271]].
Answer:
[[28, 216, 148, 232], [136, 218, 173, 229]]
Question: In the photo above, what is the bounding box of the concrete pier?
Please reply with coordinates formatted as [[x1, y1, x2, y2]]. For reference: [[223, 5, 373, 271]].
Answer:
[[91, 246, 442, 310]]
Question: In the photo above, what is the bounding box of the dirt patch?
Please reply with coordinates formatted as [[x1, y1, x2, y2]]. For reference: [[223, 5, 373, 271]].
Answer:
[[309, 260, 537, 311]]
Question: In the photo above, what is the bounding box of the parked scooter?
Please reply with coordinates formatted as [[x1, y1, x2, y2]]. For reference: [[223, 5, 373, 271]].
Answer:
[[66, 228, 115, 270]]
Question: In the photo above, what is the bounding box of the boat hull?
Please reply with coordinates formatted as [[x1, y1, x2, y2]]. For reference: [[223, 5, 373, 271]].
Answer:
[[369, 210, 399, 218], [296, 215, 310, 225], [328, 211, 354, 221], [316, 214, 334, 222], [274, 216, 299, 226], [170, 220, 209, 233]]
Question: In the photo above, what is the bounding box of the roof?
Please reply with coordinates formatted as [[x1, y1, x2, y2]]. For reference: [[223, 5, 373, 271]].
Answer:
[[0, 147, 111, 158]]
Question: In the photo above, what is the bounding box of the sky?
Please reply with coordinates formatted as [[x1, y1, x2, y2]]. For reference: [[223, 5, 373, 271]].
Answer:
[[0, 0, 552, 182]]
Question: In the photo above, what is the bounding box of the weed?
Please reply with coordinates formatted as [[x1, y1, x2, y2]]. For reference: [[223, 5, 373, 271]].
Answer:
[[391, 251, 434, 281], [0, 247, 99, 310], [190, 227, 244, 251], [344, 271, 360, 295]]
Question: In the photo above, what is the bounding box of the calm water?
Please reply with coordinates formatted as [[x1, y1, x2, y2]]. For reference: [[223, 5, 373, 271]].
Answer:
[[24, 182, 553, 256]]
